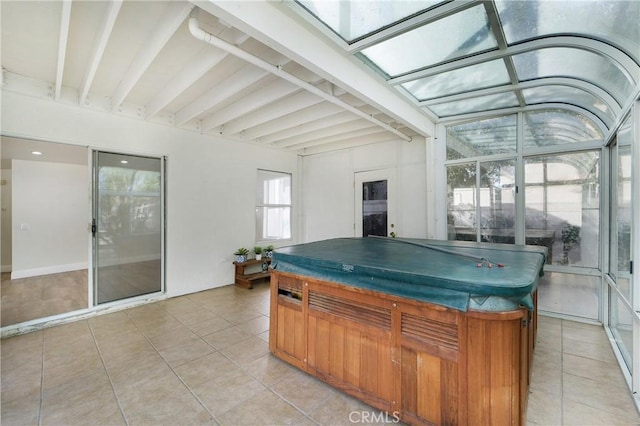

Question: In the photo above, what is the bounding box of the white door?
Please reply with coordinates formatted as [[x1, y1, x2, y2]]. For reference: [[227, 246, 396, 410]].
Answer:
[[355, 169, 397, 237]]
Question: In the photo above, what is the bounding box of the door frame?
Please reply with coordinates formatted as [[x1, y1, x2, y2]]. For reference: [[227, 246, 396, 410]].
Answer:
[[90, 149, 166, 307], [354, 168, 397, 238]]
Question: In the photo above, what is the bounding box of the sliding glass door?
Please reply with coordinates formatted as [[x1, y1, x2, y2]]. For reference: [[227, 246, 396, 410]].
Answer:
[[93, 151, 164, 304]]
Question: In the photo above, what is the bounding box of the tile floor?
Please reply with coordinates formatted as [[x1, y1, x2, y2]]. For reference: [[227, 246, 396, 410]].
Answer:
[[2, 282, 639, 425]]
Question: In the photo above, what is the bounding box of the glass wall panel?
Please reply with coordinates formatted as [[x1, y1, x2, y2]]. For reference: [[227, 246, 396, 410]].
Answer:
[[478, 160, 516, 244], [447, 115, 516, 160], [522, 86, 616, 127], [430, 92, 519, 118], [610, 116, 633, 302], [495, 0, 640, 62], [447, 163, 476, 241], [402, 60, 510, 100], [360, 5, 497, 76], [523, 109, 604, 149], [609, 289, 634, 370], [538, 271, 599, 320], [512, 48, 635, 106], [524, 152, 600, 267], [296, 0, 442, 42]]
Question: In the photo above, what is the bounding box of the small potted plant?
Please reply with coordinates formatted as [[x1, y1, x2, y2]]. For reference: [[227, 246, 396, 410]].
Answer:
[[265, 245, 275, 258], [234, 247, 249, 263], [254, 246, 263, 260]]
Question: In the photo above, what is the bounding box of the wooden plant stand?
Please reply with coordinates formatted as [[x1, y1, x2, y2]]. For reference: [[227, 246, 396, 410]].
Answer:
[[233, 258, 271, 289]]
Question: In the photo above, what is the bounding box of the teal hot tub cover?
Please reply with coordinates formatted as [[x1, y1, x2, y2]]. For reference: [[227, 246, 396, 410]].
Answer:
[[271, 237, 547, 312]]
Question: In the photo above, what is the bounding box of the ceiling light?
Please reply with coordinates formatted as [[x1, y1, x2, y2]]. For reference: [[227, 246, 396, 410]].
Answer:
[[31, 151, 42, 155], [120, 160, 128, 164]]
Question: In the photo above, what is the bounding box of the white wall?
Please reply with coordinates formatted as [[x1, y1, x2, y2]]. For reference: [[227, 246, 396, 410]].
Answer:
[[302, 137, 428, 242], [11, 160, 89, 278], [1, 168, 12, 272], [1, 91, 299, 297]]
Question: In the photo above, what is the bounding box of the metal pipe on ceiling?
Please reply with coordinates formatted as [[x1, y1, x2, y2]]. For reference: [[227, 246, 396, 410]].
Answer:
[[187, 13, 411, 142]]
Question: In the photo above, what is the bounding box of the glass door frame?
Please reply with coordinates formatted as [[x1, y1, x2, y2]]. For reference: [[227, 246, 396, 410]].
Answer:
[[604, 103, 640, 410], [90, 150, 166, 307]]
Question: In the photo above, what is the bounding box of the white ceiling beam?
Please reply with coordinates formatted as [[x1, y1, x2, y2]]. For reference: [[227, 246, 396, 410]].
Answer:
[[195, 1, 434, 137], [146, 48, 228, 119], [294, 132, 400, 155], [273, 119, 376, 148], [55, 0, 72, 101], [79, 0, 122, 106], [222, 90, 323, 136], [286, 126, 384, 150], [175, 65, 268, 126], [202, 78, 298, 131], [256, 111, 357, 144], [189, 15, 411, 141], [110, 1, 194, 111], [240, 102, 341, 140]]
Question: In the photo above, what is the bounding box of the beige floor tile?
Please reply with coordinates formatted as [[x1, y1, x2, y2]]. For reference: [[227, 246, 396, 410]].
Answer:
[[191, 369, 266, 416], [526, 386, 562, 425], [201, 325, 253, 350], [307, 392, 387, 426], [216, 389, 304, 425], [562, 353, 629, 389], [187, 316, 234, 337], [41, 371, 124, 426], [562, 373, 640, 420], [97, 334, 158, 366], [0, 389, 41, 426], [107, 352, 173, 393], [175, 352, 240, 389], [562, 335, 618, 364], [42, 350, 105, 389], [219, 335, 270, 365], [1, 363, 43, 405], [271, 370, 337, 413], [562, 399, 640, 426], [3, 279, 639, 426], [147, 327, 201, 351], [118, 370, 215, 426], [235, 315, 270, 335], [133, 316, 189, 338], [158, 338, 215, 367]]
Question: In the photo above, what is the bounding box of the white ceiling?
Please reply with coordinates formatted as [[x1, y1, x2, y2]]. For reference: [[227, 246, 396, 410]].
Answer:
[[1, 0, 432, 156]]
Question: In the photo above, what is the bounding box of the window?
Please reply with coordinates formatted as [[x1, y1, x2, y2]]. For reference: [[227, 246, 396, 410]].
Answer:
[[524, 152, 600, 267], [256, 170, 292, 241]]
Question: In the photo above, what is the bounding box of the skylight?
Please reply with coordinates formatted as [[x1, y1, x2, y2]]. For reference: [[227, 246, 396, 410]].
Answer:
[[293, 0, 640, 141]]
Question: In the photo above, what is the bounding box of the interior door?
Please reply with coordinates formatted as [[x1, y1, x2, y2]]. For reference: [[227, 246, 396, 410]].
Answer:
[[93, 151, 164, 304], [355, 169, 397, 237]]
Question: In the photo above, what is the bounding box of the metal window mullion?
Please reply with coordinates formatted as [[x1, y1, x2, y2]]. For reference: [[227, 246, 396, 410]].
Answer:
[[515, 112, 525, 245], [475, 160, 481, 242], [631, 101, 640, 397]]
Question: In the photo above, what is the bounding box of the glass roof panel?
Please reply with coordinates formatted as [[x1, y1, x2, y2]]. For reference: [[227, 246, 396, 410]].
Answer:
[[360, 5, 498, 77], [495, 0, 640, 62], [429, 92, 519, 117], [521, 85, 615, 128], [295, 0, 443, 42], [512, 48, 636, 106], [446, 115, 517, 160], [523, 109, 604, 150], [402, 59, 511, 101]]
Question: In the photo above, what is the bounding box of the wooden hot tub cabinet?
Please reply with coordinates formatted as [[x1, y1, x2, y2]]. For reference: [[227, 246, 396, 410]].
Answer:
[[269, 270, 536, 426]]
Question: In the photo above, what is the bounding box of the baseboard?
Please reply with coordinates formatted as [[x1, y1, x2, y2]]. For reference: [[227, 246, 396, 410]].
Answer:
[[1, 264, 11, 273], [11, 262, 88, 280]]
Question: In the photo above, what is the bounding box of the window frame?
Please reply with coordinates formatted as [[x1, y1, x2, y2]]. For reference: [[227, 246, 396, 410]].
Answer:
[[255, 169, 293, 243]]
